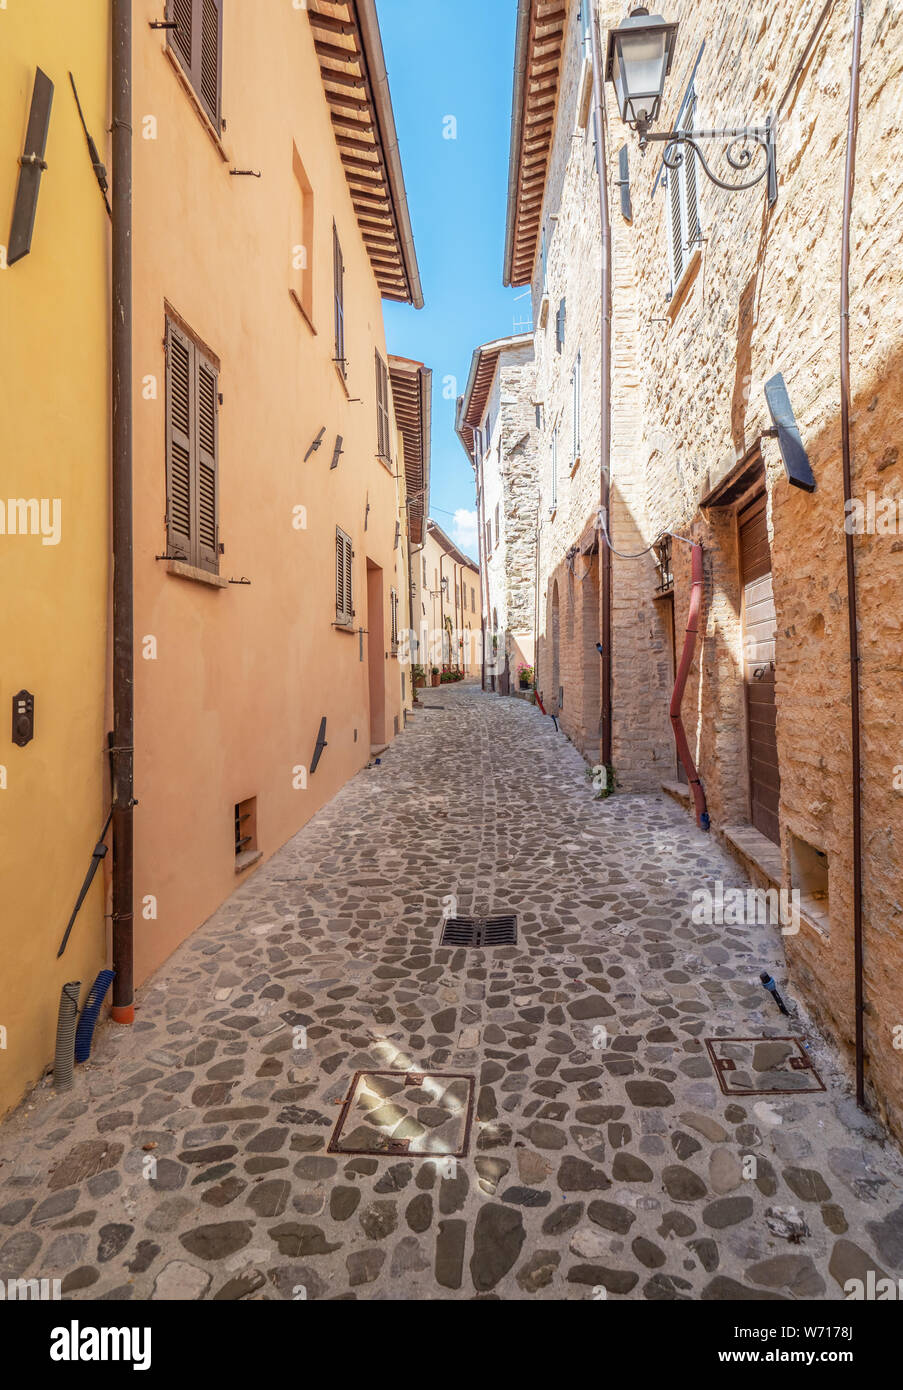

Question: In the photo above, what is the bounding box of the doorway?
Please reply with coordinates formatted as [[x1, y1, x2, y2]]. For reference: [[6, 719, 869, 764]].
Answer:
[[739, 491, 780, 844], [366, 559, 386, 750]]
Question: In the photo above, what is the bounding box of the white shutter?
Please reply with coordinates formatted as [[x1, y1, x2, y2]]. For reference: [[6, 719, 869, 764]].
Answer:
[[572, 351, 581, 464], [667, 89, 701, 298]]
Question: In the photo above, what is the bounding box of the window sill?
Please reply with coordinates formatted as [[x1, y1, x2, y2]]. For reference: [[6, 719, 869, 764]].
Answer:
[[538, 292, 550, 329], [289, 288, 316, 336], [162, 45, 229, 164], [570, 454, 581, 477], [376, 453, 394, 475], [666, 244, 703, 321], [334, 620, 356, 633], [334, 361, 350, 396], [167, 560, 229, 589], [548, 505, 558, 520], [235, 849, 262, 875]]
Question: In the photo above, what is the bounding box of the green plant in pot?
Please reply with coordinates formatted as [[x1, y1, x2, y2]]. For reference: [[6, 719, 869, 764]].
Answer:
[[430, 665, 441, 687]]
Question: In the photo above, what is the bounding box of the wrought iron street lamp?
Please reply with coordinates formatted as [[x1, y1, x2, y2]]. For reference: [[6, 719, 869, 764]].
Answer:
[[605, 7, 777, 205]]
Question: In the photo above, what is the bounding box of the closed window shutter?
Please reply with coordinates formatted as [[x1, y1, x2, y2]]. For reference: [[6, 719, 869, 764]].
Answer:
[[199, 0, 223, 127], [551, 427, 558, 506], [166, 320, 194, 562], [376, 352, 390, 458], [390, 587, 398, 650], [682, 98, 700, 247], [572, 351, 581, 462], [669, 163, 684, 288], [336, 526, 353, 624], [196, 353, 219, 572], [171, 0, 193, 67], [167, 0, 222, 130], [333, 225, 345, 373]]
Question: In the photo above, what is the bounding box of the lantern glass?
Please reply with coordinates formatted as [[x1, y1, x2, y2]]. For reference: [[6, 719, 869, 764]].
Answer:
[[606, 11, 679, 130]]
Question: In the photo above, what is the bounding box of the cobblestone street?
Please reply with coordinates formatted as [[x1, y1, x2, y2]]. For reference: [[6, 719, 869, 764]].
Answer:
[[2, 685, 901, 1301]]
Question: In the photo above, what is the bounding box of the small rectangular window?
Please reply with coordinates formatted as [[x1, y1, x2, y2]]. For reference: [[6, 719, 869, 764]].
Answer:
[[234, 796, 257, 869], [333, 223, 346, 375], [555, 298, 566, 353], [336, 525, 353, 625], [167, 0, 223, 130]]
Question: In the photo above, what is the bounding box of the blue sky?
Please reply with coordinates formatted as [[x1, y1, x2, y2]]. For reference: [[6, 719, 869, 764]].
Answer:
[[379, 0, 525, 563]]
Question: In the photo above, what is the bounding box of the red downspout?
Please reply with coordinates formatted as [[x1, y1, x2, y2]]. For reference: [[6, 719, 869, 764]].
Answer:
[[670, 543, 709, 830]]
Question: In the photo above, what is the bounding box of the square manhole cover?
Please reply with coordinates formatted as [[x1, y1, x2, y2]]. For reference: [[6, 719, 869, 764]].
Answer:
[[704, 1037, 826, 1096], [441, 915, 518, 946], [327, 1071, 475, 1157]]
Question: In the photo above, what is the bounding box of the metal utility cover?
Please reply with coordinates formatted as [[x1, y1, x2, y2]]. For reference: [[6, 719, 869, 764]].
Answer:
[[328, 1070, 475, 1157], [441, 915, 518, 947], [705, 1037, 826, 1096]]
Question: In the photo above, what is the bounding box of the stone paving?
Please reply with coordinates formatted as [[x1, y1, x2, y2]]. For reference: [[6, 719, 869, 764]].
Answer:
[[1, 684, 902, 1301]]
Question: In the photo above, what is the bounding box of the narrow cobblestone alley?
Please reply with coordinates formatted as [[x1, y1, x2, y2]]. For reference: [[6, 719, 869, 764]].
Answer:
[[2, 686, 901, 1302]]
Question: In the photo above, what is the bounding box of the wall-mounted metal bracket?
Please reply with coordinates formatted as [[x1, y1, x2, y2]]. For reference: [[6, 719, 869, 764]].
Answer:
[[764, 372, 816, 492], [644, 114, 777, 206], [310, 717, 328, 774], [330, 436, 344, 470], [304, 426, 326, 462], [8, 68, 54, 265]]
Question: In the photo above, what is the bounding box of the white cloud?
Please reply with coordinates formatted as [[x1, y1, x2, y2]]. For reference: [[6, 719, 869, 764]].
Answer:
[[451, 508, 478, 559]]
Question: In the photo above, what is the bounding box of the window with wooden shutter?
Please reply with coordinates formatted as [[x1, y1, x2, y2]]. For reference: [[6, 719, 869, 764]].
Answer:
[[572, 350, 582, 464], [551, 426, 558, 508], [165, 316, 219, 574], [555, 298, 566, 353], [333, 224, 346, 375], [390, 586, 399, 653], [335, 526, 353, 625], [167, 0, 223, 130], [666, 88, 702, 299], [375, 352, 391, 459]]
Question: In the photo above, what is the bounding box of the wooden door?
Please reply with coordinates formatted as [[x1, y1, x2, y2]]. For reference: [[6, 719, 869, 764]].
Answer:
[[739, 492, 781, 844]]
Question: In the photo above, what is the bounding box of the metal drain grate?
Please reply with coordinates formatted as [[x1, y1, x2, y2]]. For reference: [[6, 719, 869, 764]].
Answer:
[[441, 914, 518, 946], [704, 1036, 826, 1096]]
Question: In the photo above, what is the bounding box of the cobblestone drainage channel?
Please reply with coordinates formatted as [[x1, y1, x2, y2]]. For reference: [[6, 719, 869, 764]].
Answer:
[[327, 1071, 476, 1157], [704, 1036, 826, 1095], [440, 915, 518, 947]]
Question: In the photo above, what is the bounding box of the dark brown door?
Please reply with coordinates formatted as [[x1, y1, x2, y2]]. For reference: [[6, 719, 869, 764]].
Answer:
[[739, 492, 780, 843]]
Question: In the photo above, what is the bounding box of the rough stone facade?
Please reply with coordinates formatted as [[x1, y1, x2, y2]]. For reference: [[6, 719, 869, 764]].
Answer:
[[512, 0, 903, 1143], [460, 338, 540, 691]]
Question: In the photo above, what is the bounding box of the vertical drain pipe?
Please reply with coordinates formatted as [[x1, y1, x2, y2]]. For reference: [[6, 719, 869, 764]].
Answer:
[[589, 10, 613, 770], [670, 543, 709, 830], [840, 0, 866, 1108], [111, 0, 135, 1025]]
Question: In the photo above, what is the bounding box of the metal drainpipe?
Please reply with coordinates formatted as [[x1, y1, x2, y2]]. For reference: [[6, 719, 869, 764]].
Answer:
[[589, 9, 613, 769], [840, 0, 866, 1108], [111, 0, 135, 1025]]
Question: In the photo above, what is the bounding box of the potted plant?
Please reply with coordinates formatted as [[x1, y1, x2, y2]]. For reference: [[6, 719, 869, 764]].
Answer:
[[412, 663, 426, 689], [517, 662, 534, 690], [430, 666, 441, 687]]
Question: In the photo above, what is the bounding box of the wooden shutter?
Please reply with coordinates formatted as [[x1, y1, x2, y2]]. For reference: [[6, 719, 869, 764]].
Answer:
[[572, 351, 581, 461], [551, 427, 558, 506], [199, 0, 223, 127], [336, 526, 353, 624], [375, 352, 390, 458], [165, 320, 194, 562], [196, 352, 219, 572], [167, 0, 222, 130], [668, 91, 701, 296], [390, 587, 398, 651], [669, 163, 684, 288], [333, 225, 345, 373]]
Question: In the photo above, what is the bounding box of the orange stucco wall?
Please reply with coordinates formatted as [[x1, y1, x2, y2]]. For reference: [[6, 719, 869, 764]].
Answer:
[[131, 0, 410, 985]]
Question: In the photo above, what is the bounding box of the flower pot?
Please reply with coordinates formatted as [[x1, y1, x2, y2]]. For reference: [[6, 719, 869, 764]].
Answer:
[[431, 673, 440, 687], [519, 677, 530, 690]]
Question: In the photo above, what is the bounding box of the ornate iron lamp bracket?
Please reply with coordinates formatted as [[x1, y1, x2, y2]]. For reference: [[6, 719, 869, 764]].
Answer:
[[643, 117, 777, 205]]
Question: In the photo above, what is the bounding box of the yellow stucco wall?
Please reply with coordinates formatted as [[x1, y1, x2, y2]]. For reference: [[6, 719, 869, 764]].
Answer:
[[421, 527, 482, 678], [131, 0, 412, 984], [0, 1, 110, 1116]]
